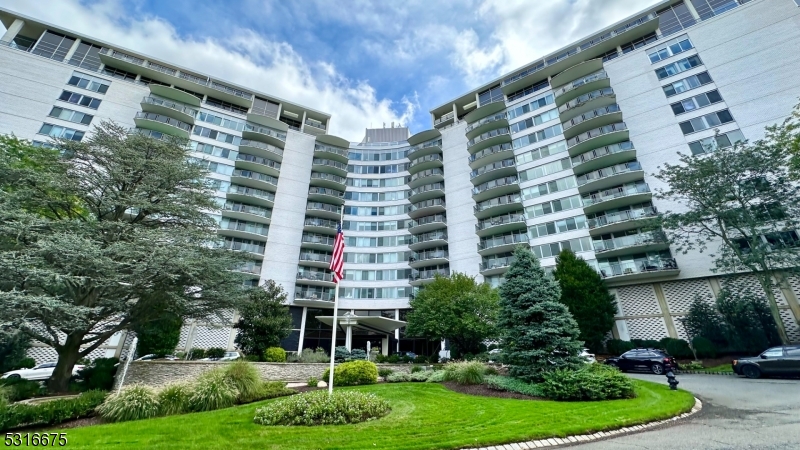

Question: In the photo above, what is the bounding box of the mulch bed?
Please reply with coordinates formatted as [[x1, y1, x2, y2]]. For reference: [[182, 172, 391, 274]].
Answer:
[[442, 382, 543, 401]]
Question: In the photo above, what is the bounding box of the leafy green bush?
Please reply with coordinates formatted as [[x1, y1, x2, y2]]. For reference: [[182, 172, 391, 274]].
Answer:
[[414, 355, 428, 364], [425, 370, 446, 383], [662, 338, 693, 359], [307, 377, 318, 387], [205, 347, 226, 359], [605, 339, 634, 356], [377, 368, 393, 378], [485, 376, 543, 397], [349, 349, 367, 360], [428, 354, 439, 364], [222, 360, 263, 403], [97, 385, 160, 422], [188, 369, 239, 412], [263, 347, 286, 362], [257, 381, 295, 400], [76, 357, 119, 391], [541, 364, 635, 401], [443, 361, 487, 385], [375, 354, 388, 363], [14, 358, 35, 370], [0, 390, 106, 431], [385, 372, 410, 383], [244, 355, 260, 362], [189, 348, 205, 360], [410, 365, 423, 373], [692, 336, 717, 359], [0, 378, 43, 402], [253, 390, 390, 426], [387, 354, 399, 363], [321, 361, 378, 386], [157, 382, 192, 416]]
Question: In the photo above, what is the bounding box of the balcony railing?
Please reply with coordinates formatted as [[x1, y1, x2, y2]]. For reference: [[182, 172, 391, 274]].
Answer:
[[468, 142, 514, 163], [410, 268, 450, 281], [408, 139, 443, 156], [470, 159, 515, 179], [310, 172, 347, 184], [302, 234, 336, 246], [228, 184, 274, 202], [232, 170, 278, 186], [411, 182, 445, 196], [223, 202, 271, 219], [410, 249, 449, 262], [237, 153, 282, 170], [304, 218, 338, 230], [582, 183, 650, 206], [434, 112, 455, 125], [599, 258, 678, 279], [411, 198, 446, 211], [312, 158, 348, 171], [235, 264, 262, 275], [307, 202, 341, 214], [179, 71, 210, 86], [593, 231, 667, 253], [465, 112, 508, 133], [476, 213, 526, 231], [474, 194, 522, 212], [219, 220, 269, 236], [210, 81, 252, 101], [99, 48, 144, 66], [240, 139, 284, 157], [567, 123, 628, 149], [473, 176, 519, 195], [314, 143, 349, 158], [295, 290, 334, 302], [478, 233, 529, 250], [244, 123, 287, 141], [221, 239, 265, 255], [308, 187, 344, 199], [576, 161, 641, 186], [589, 207, 658, 229], [304, 119, 326, 130], [480, 255, 516, 271], [412, 231, 448, 244], [410, 154, 442, 168], [562, 104, 621, 132], [141, 96, 198, 117], [297, 271, 334, 282], [467, 127, 511, 149], [410, 168, 444, 183], [146, 61, 177, 76], [559, 87, 615, 114], [571, 141, 634, 166], [299, 252, 332, 263], [134, 112, 191, 131], [410, 214, 446, 229], [555, 70, 609, 98]]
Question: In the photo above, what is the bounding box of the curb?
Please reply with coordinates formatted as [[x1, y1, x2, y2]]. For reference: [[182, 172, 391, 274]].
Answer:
[[678, 370, 735, 376], [463, 397, 703, 450]]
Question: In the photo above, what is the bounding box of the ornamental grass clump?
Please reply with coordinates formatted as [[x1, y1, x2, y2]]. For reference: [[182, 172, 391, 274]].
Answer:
[[253, 390, 390, 426], [96, 385, 160, 422], [188, 369, 239, 412], [222, 360, 263, 404], [157, 382, 192, 416], [443, 361, 488, 385]]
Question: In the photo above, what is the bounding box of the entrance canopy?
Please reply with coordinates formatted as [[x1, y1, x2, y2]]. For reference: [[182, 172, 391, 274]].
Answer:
[[316, 315, 406, 334]]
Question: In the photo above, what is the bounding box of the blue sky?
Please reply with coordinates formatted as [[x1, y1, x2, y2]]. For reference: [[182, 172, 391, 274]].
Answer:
[[3, 0, 661, 141]]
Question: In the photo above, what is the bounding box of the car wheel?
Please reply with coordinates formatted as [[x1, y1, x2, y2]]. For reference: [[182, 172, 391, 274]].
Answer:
[[741, 365, 761, 379], [651, 363, 664, 375], [5, 374, 21, 380]]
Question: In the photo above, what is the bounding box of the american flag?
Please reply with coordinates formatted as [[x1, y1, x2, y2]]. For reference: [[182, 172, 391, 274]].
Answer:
[[329, 221, 345, 283]]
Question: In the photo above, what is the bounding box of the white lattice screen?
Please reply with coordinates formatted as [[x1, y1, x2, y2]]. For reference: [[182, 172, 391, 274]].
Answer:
[[721, 275, 788, 305], [176, 324, 192, 349], [616, 284, 662, 316], [191, 325, 233, 349], [779, 309, 800, 342], [26, 346, 58, 364], [672, 316, 689, 341], [661, 279, 715, 314], [625, 317, 669, 340]]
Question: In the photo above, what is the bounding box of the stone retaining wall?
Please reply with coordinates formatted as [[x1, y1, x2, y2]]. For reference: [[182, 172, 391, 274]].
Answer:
[[115, 361, 416, 388]]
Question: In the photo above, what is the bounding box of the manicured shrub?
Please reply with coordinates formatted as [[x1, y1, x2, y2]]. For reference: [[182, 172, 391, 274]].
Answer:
[[205, 347, 226, 359], [663, 338, 693, 359], [385, 372, 411, 383], [443, 361, 487, 385], [188, 369, 239, 412], [307, 377, 319, 387], [425, 370, 446, 383], [321, 361, 378, 386], [387, 354, 399, 363], [540, 364, 635, 401], [349, 349, 367, 361], [377, 368, 393, 378], [222, 360, 263, 403], [189, 348, 206, 360], [157, 382, 192, 416], [244, 355, 261, 362], [414, 355, 428, 364], [0, 390, 106, 431], [253, 390, 390, 426], [410, 365, 423, 373], [605, 339, 635, 356], [485, 375, 543, 397], [0, 378, 43, 402], [97, 385, 160, 422], [692, 336, 718, 359], [263, 347, 287, 362], [375, 354, 388, 363], [76, 357, 119, 391]]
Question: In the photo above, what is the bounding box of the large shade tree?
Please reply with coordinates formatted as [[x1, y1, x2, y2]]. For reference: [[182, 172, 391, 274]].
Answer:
[[233, 281, 293, 358], [655, 105, 800, 344], [0, 125, 248, 391]]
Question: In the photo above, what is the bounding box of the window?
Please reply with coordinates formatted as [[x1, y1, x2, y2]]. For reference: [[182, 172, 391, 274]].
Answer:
[[67, 42, 102, 71], [344, 269, 412, 281], [348, 148, 410, 161], [528, 215, 588, 238], [509, 108, 560, 133], [343, 221, 407, 232], [341, 287, 413, 299], [139, 76, 170, 87], [67, 72, 110, 94], [347, 176, 408, 187], [762, 347, 784, 358], [478, 85, 504, 106], [38, 123, 85, 141], [48, 107, 93, 125], [532, 237, 593, 259], [688, 129, 745, 155], [192, 126, 242, 146], [521, 175, 577, 201], [512, 124, 563, 149], [786, 347, 800, 357], [32, 140, 56, 149], [678, 109, 735, 134], [525, 195, 583, 218], [345, 190, 410, 202], [10, 35, 37, 52], [58, 90, 101, 109], [102, 66, 138, 82], [519, 158, 571, 182], [663, 71, 713, 97], [648, 37, 694, 63], [190, 158, 234, 176], [343, 235, 412, 247], [252, 97, 280, 118], [691, 0, 744, 20], [206, 96, 248, 115], [205, 178, 231, 192], [197, 111, 245, 132], [657, 4, 697, 37], [670, 89, 723, 115], [343, 251, 410, 263], [175, 86, 204, 100], [344, 205, 412, 216], [348, 163, 409, 174], [506, 93, 554, 119], [620, 32, 658, 54], [31, 30, 75, 61], [190, 141, 238, 160], [516, 141, 567, 165], [506, 79, 550, 102], [655, 55, 703, 80]]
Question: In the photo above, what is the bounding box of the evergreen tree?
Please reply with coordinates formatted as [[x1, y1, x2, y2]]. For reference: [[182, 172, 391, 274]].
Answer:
[[498, 246, 584, 382], [552, 249, 617, 353], [233, 281, 293, 358], [133, 311, 183, 357]]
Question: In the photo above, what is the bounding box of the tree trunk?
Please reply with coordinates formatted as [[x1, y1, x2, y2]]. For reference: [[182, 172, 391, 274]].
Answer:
[[759, 274, 790, 345], [47, 333, 84, 393]]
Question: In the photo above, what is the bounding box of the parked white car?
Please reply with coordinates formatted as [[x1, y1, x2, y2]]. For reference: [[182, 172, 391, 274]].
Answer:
[[1, 362, 85, 381], [135, 354, 180, 361], [201, 351, 241, 361]]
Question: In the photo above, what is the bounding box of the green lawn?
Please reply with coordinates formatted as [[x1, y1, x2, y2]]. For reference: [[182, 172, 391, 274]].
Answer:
[[49, 381, 694, 450]]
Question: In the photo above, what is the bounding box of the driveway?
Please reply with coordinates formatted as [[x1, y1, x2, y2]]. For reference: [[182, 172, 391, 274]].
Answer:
[[567, 373, 800, 450]]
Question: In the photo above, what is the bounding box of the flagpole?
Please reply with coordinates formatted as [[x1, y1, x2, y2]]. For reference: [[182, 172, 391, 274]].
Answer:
[[328, 207, 344, 395]]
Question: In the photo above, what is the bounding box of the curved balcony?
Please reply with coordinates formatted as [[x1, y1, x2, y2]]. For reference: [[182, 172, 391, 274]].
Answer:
[[409, 198, 446, 219], [235, 153, 281, 177], [409, 267, 450, 286], [306, 202, 342, 221], [298, 251, 333, 269], [409, 154, 443, 174], [313, 143, 349, 164], [567, 122, 629, 157], [296, 270, 336, 287], [433, 112, 455, 129], [600, 258, 680, 285], [466, 127, 511, 154], [217, 219, 269, 241], [409, 182, 445, 204], [464, 99, 506, 124], [221, 238, 265, 260], [312, 158, 348, 177], [242, 122, 287, 148], [465, 112, 509, 140], [303, 217, 338, 235], [475, 212, 527, 237], [148, 85, 201, 107], [558, 87, 616, 122], [240, 139, 284, 163], [133, 112, 191, 139], [309, 172, 347, 190], [480, 253, 516, 276], [221, 202, 271, 224], [140, 96, 197, 124], [571, 141, 636, 175], [589, 206, 658, 236], [472, 176, 520, 203], [470, 159, 516, 186], [407, 138, 442, 161], [231, 169, 278, 192], [293, 289, 335, 308], [408, 214, 447, 234], [562, 104, 623, 140], [307, 186, 345, 205], [226, 184, 275, 208], [593, 231, 670, 259], [474, 194, 523, 219], [468, 142, 514, 169], [409, 231, 448, 251], [550, 58, 605, 94], [409, 168, 444, 189], [553, 69, 610, 106], [301, 233, 335, 251], [233, 262, 262, 276], [408, 249, 449, 269], [582, 183, 652, 214], [477, 232, 529, 256], [576, 161, 644, 194]]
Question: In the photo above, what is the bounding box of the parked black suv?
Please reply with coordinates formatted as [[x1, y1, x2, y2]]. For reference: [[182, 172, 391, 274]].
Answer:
[[605, 348, 678, 375], [732, 345, 800, 379]]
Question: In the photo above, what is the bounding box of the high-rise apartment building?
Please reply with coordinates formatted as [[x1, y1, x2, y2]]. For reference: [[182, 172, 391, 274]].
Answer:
[[2, 0, 800, 362]]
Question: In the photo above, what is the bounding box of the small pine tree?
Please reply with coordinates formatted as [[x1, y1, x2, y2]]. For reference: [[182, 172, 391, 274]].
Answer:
[[498, 246, 584, 383], [233, 281, 293, 358], [552, 249, 617, 353]]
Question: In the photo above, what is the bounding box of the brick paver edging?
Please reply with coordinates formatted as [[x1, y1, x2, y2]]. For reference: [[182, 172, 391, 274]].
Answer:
[[462, 397, 703, 450], [679, 370, 736, 376]]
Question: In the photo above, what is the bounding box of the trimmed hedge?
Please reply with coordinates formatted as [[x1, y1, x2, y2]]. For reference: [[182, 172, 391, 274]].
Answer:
[[253, 390, 390, 426], [541, 364, 635, 401], [0, 390, 106, 431], [322, 361, 378, 386]]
